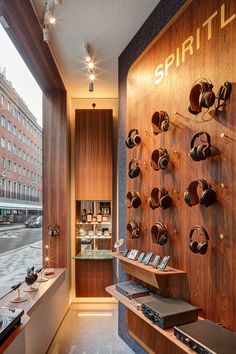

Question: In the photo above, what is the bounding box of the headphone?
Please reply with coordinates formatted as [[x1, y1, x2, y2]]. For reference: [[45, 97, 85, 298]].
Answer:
[[184, 180, 216, 208], [125, 129, 141, 149], [189, 131, 212, 161], [189, 226, 209, 255], [188, 79, 215, 115], [148, 186, 172, 210], [215, 81, 232, 110], [150, 148, 170, 170], [48, 224, 59, 237], [126, 191, 141, 208], [25, 266, 38, 286], [151, 222, 168, 246], [128, 159, 141, 179], [127, 219, 140, 239], [151, 111, 170, 135]]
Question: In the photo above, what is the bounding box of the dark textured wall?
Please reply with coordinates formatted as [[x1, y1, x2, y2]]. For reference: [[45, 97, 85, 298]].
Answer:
[[118, 0, 189, 352]]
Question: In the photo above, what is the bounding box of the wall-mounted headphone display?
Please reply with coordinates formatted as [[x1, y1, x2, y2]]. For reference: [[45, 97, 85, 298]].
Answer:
[[125, 129, 142, 149], [151, 111, 169, 135], [126, 191, 141, 208], [128, 159, 141, 179], [151, 222, 168, 246], [150, 148, 170, 170], [189, 131, 212, 162], [127, 219, 140, 239], [188, 79, 215, 115], [48, 224, 59, 237], [148, 186, 172, 210], [184, 180, 216, 208], [189, 225, 209, 255]]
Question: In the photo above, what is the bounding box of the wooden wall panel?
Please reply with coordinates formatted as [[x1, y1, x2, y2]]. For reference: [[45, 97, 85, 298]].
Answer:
[[75, 260, 112, 297], [126, 0, 236, 331], [43, 90, 68, 268], [75, 109, 113, 201]]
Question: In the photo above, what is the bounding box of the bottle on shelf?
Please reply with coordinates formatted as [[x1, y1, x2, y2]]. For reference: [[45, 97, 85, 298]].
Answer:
[[87, 209, 92, 223], [92, 214, 97, 222], [102, 208, 109, 222], [97, 209, 102, 223], [81, 209, 87, 223]]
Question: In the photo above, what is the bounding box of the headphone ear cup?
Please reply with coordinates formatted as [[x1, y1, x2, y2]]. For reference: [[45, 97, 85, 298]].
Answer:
[[189, 147, 201, 161], [159, 195, 172, 209], [199, 189, 216, 207], [201, 91, 215, 108], [188, 104, 201, 115], [158, 156, 169, 169], [158, 234, 168, 246], [148, 197, 158, 209], [184, 191, 191, 206], [128, 168, 133, 178], [133, 134, 141, 146], [197, 242, 208, 255], [132, 166, 140, 178], [132, 228, 139, 239], [126, 137, 133, 149], [196, 145, 206, 160], [189, 241, 199, 253]]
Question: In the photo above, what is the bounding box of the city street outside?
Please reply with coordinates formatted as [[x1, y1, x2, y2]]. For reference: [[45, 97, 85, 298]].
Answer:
[[0, 226, 42, 298]]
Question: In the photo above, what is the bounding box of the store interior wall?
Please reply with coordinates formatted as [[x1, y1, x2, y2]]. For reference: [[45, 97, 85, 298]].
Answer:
[[117, 0, 189, 352]]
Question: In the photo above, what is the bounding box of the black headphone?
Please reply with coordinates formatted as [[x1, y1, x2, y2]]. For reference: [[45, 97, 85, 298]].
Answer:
[[148, 186, 172, 210], [128, 159, 141, 179], [151, 111, 169, 135], [189, 226, 209, 255], [48, 224, 59, 237], [184, 180, 216, 208], [127, 219, 140, 239], [125, 129, 141, 149], [189, 131, 212, 161], [151, 222, 168, 246], [215, 81, 232, 111], [150, 148, 170, 170], [25, 266, 38, 286], [126, 191, 141, 208], [188, 79, 215, 115]]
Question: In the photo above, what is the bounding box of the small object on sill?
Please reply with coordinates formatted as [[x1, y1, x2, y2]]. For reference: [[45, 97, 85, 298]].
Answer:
[[44, 268, 55, 275]]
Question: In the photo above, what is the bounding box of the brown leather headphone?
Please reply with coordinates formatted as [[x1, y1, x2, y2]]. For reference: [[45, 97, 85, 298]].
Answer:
[[151, 222, 168, 245], [126, 191, 141, 208], [184, 180, 216, 208], [148, 186, 172, 210], [150, 148, 170, 170], [188, 79, 215, 115], [127, 219, 140, 239], [151, 111, 169, 135]]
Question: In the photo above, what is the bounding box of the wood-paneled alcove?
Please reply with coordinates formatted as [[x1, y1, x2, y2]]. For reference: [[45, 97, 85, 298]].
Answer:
[[126, 0, 236, 332]]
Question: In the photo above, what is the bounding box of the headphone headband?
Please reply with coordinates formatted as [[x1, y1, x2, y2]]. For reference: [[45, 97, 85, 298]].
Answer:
[[128, 128, 138, 138], [128, 158, 138, 170], [47, 224, 59, 231], [189, 225, 209, 242], [190, 131, 211, 149]]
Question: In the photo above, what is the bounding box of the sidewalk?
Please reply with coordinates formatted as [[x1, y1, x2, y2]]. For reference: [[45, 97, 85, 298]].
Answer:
[[0, 223, 25, 232]]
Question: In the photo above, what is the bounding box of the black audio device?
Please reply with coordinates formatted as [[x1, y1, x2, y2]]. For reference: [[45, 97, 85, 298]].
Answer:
[[115, 281, 149, 299], [142, 295, 199, 329], [0, 307, 24, 343], [174, 319, 236, 354]]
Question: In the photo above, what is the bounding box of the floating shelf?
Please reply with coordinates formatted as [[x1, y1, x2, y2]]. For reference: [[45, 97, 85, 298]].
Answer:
[[77, 222, 111, 225], [105, 285, 194, 354], [76, 236, 112, 239], [112, 252, 186, 297]]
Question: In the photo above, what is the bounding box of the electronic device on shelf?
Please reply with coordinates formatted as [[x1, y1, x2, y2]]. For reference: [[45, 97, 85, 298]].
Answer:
[[128, 249, 139, 260], [115, 281, 149, 299], [0, 307, 24, 343], [159, 256, 170, 271], [137, 252, 145, 263], [142, 252, 153, 265], [142, 295, 199, 329], [123, 249, 130, 257], [151, 255, 161, 269], [174, 319, 236, 354], [131, 294, 157, 310]]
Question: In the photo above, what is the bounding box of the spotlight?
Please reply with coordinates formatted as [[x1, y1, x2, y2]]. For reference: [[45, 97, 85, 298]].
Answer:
[[85, 56, 91, 63], [89, 74, 95, 81], [49, 16, 56, 25], [88, 62, 94, 69]]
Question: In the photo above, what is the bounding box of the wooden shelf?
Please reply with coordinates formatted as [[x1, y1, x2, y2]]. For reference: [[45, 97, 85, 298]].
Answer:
[[76, 236, 112, 239], [106, 285, 194, 354], [77, 221, 111, 225], [112, 252, 186, 296]]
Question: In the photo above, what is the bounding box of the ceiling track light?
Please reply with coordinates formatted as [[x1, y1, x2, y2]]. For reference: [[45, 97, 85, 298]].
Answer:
[[42, 0, 62, 42], [84, 43, 95, 92]]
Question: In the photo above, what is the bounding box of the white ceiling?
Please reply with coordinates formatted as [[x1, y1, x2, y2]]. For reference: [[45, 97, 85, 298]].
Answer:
[[31, 0, 159, 98]]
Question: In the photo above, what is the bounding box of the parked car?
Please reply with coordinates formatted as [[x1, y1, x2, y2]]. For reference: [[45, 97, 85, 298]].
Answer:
[[25, 215, 42, 228]]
